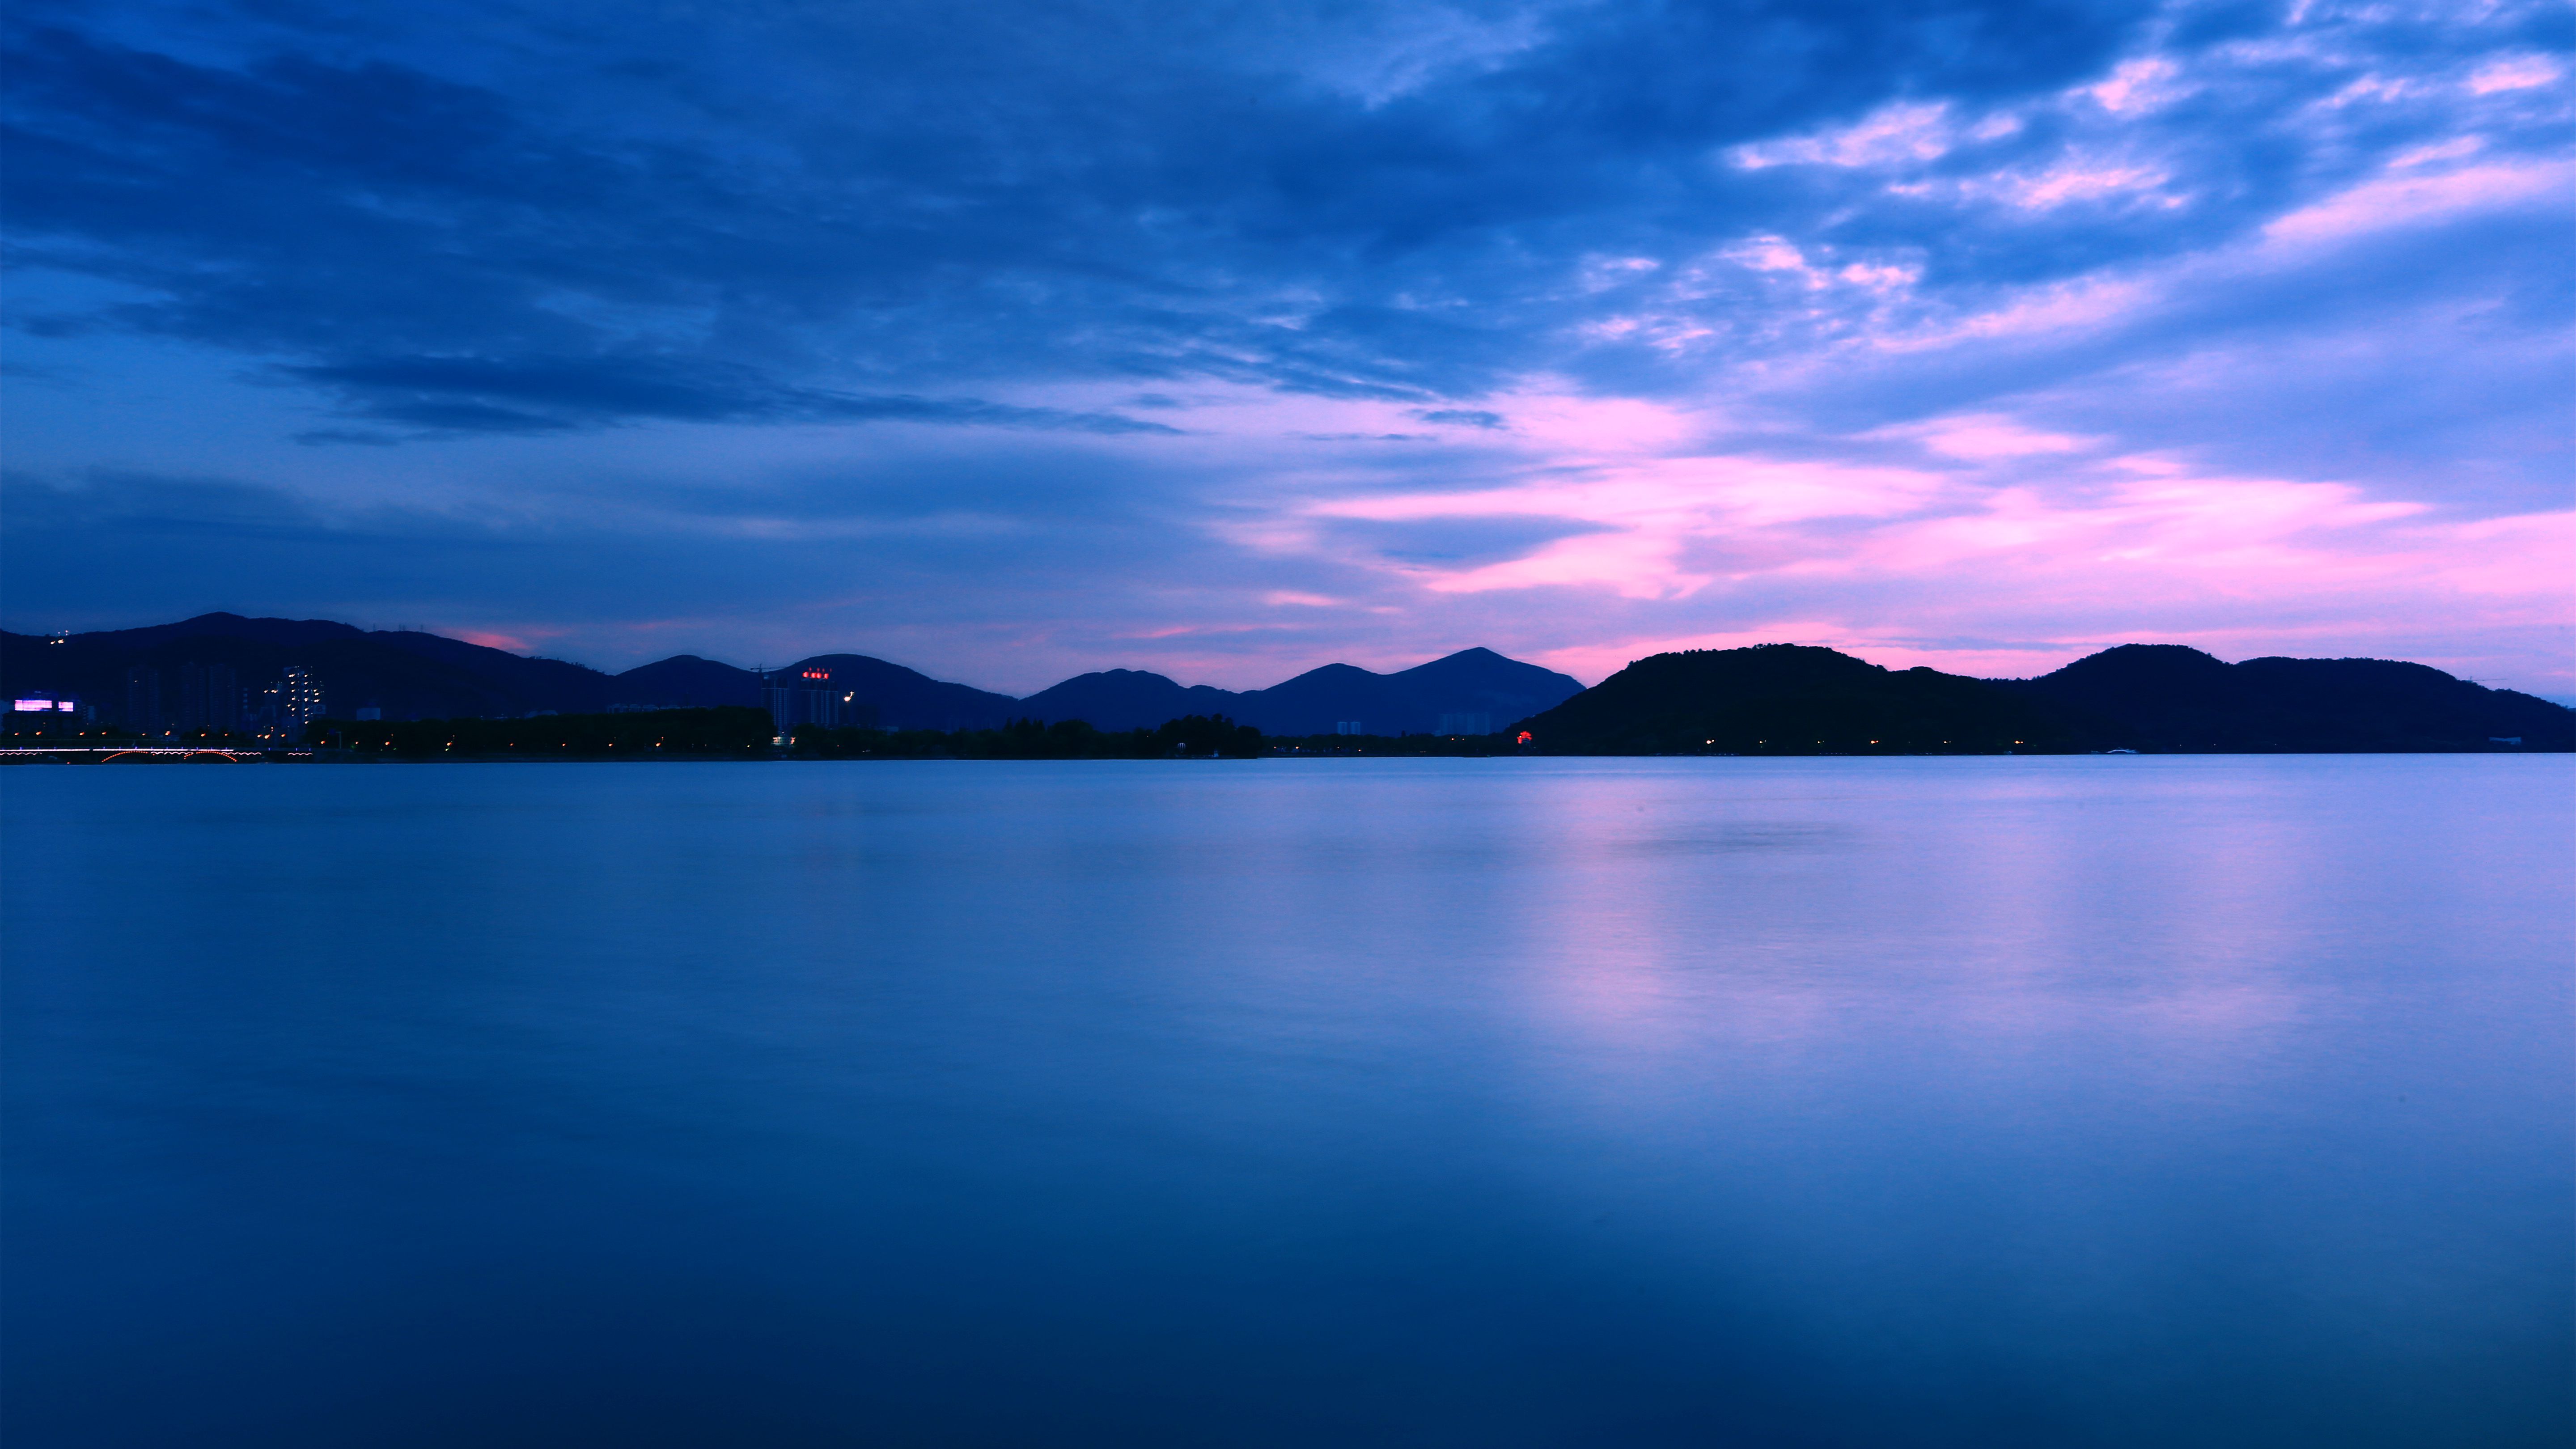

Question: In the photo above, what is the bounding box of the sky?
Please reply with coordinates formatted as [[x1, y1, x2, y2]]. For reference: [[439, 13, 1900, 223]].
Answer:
[[3, 0, 2568, 695]]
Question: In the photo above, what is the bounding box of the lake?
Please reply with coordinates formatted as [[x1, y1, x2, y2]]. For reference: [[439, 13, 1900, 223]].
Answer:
[[3, 756, 2568, 1446]]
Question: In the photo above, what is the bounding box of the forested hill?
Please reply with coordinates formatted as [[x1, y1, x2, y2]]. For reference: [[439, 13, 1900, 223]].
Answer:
[[2000, 644, 2572, 752], [1513, 644, 2572, 754], [1516, 646, 2077, 754]]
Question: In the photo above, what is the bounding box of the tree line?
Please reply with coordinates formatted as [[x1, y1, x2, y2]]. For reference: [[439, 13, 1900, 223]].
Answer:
[[302, 708, 1267, 759], [792, 715, 1263, 758], [309, 707, 776, 757]]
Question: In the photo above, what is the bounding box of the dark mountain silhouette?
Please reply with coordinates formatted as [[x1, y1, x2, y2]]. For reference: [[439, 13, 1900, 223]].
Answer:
[[364, 630, 614, 712], [2002, 644, 2572, 751], [41, 613, 372, 650], [783, 654, 1021, 731], [1517, 643, 2572, 754], [3, 612, 620, 713], [0, 615, 1010, 728], [1517, 644, 2079, 754], [610, 655, 761, 708], [1242, 647, 1584, 735], [13, 616, 2559, 752], [608, 652, 1017, 727], [2, 614, 1575, 735], [0, 613, 615, 723], [1017, 648, 1585, 735], [1018, 669, 1241, 732]]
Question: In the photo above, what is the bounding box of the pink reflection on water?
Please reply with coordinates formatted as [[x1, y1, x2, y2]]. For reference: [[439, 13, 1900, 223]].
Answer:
[[1491, 764, 2335, 1137]]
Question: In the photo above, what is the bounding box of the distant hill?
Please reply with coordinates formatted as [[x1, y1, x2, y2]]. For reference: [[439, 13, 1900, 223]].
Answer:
[[1517, 645, 2079, 754], [1239, 648, 1584, 736], [610, 655, 761, 709], [1515, 643, 2573, 754], [784, 654, 1022, 732], [608, 653, 1027, 729], [1017, 669, 1242, 732], [0, 615, 1576, 734], [2002, 644, 2573, 752], [17, 616, 2553, 753], [0, 616, 1031, 729], [1017, 648, 1584, 735], [0, 614, 616, 723]]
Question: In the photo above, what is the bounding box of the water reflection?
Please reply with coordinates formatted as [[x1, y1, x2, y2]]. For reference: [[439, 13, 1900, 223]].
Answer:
[[2, 756, 2567, 1447]]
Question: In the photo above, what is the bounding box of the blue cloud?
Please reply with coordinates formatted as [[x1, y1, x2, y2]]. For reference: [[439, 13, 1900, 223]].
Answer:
[[275, 355, 1180, 436], [1323, 515, 1614, 566], [0, 2, 2171, 410]]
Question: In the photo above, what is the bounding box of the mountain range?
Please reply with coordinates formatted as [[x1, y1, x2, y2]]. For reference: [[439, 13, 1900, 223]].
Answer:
[[0, 614, 1583, 736], [1517, 643, 2572, 754], [7, 615, 2564, 752]]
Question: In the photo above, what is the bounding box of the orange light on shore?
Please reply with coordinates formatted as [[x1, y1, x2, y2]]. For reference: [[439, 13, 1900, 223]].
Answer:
[[1516, 731, 1532, 745]]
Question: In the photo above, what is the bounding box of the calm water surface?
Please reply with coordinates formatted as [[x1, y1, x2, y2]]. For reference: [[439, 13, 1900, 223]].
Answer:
[[4, 757, 2569, 1446]]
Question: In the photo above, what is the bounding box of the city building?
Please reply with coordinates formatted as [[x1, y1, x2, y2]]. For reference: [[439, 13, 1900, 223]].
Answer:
[[1335, 721, 1365, 735], [1437, 712, 1493, 736], [6, 696, 83, 733], [763, 668, 867, 731], [124, 667, 163, 733], [180, 662, 242, 733], [251, 682, 286, 738], [282, 667, 324, 728]]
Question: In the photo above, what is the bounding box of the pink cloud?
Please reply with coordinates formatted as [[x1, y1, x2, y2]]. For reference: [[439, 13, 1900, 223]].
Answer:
[[1729, 102, 1957, 170], [2088, 56, 2187, 114], [2469, 55, 2561, 94], [1228, 378, 2572, 692], [2263, 159, 2573, 244], [1899, 416, 2097, 460]]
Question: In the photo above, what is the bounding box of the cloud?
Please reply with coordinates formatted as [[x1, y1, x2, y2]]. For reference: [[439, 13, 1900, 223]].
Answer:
[[275, 355, 1180, 437], [2, 0, 2568, 694], [0, 4, 2159, 409], [1318, 513, 1615, 567]]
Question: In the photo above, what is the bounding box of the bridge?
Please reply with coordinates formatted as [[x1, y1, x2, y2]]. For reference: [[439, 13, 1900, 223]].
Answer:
[[0, 746, 308, 763]]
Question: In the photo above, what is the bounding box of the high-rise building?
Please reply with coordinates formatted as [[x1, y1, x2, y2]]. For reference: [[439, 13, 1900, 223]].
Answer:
[[763, 669, 866, 731], [252, 683, 285, 738], [123, 667, 163, 733], [282, 667, 324, 728], [1436, 712, 1493, 736], [180, 662, 242, 733]]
